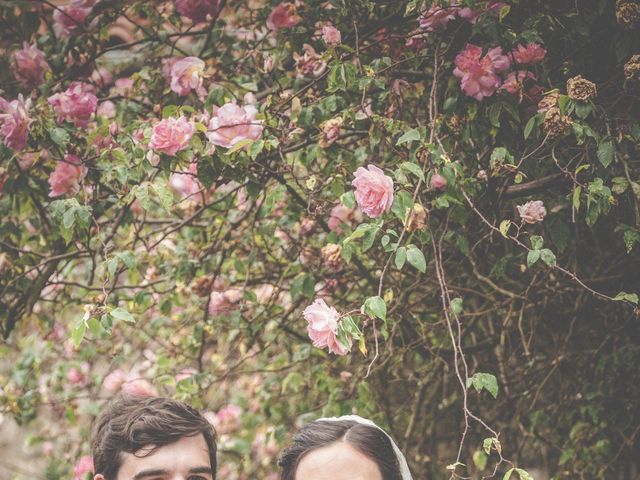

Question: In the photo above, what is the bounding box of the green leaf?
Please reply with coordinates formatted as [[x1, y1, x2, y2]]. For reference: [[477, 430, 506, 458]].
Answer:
[[530, 235, 544, 250], [86, 317, 102, 337], [573, 185, 582, 211], [111, 307, 135, 323], [63, 208, 76, 229], [499, 220, 511, 238], [341, 191, 356, 210], [527, 249, 540, 267], [540, 248, 557, 267], [468, 372, 499, 398], [473, 450, 488, 471], [395, 246, 406, 269], [396, 128, 421, 146], [523, 116, 536, 140], [400, 162, 425, 182], [363, 296, 387, 322], [488, 103, 502, 128], [71, 321, 85, 348], [50, 127, 70, 147], [226, 138, 254, 154], [406, 245, 426, 273], [249, 139, 265, 160], [613, 291, 639, 304], [597, 140, 614, 168]]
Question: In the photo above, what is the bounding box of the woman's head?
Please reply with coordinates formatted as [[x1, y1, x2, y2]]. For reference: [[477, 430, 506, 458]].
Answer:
[[278, 419, 403, 480]]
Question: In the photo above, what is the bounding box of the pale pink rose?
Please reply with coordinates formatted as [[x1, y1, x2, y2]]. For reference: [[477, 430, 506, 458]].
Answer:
[[328, 203, 353, 233], [53, 5, 92, 38], [320, 117, 343, 147], [102, 369, 127, 392], [97, 100, 116, 118], [500, 70, 537, 94], [304, 298, 349, 355], [453, 44, 510, 100], [300, 217, 316, 235], [175, 368, 198, 382], [293, 44, 327, 78], [458, 1, 506, 23], [48, 154, 88, 198], [67, 362, 90, 387], [418, 4, 457, 31], [73, 455, 94, 480], [112, 77, 134, 96], [169, 162, 203, 200], [170, 56, 206, 97], [511, 43, 547, 65], [352, 164, 394, 218], [121, 378, 157, 396], [322, 25, 342, 47], [162, 57, 180, 84], [206, 102, 263, 148], [215, 404, 242, 433], [267, 2, 301, 31], [48, 82, 97, 127], [11, 42, 50, 88], [91, 67, 113, 88], [149, 116, 195, 155], [208, 289, 242, 315], [0, 94, 32, 150], [430, 173, 447, 191], [517, 200, 547, 224], [175, 0, 219, 22]]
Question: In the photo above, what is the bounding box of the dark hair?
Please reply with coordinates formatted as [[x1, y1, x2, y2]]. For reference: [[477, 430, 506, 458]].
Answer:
[[278, 419, 402, 480], [90, 395, 217, 480]]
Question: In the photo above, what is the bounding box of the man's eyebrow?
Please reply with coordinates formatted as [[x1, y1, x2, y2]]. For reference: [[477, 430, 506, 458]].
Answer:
[[132, 469, 168, 480]]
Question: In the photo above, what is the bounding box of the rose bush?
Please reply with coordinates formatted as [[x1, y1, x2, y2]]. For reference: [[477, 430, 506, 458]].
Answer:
[[0, 1, 639, 479]]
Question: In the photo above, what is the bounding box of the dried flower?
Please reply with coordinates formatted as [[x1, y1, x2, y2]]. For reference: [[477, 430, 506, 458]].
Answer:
[[566, 75, 597, 101], [624, 55, 640, 81], [517, 200, 547, 224], [321, 243, 344, 272], [320, 117, 343, 147], [616, 1, 640, 29], [537, 91, 560, 113], [405, 203, 427, 232], [542, 107, 571, 139], [192, 276, 214, 296]]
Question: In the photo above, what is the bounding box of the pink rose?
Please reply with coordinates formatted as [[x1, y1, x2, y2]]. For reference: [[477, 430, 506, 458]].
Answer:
[[517, 200, 547, 224], [511, 43, 547, 65], [48, 82, 97, 127], [208, 288, 242, 315], [67, 362, 90, 387], [73, 456, 94, 480], [352, 164, 394, 218], [322, 25, 342, 47], [418, 4, 457, 31], [174, 0, 219, 23], [169, 162, 203, 200], [328, 203, 353, 233], [215, 404, 242, 433], [48, 154, 88, 198], [267, 2, 301, 31], [53, 5, 92, 38], [293, 44, 327, 78], [121, 378, 157, 396], [11, 42, 50, 88], [169, 56, 206, 97], [149, 116, 195, 155], [206, 102, 263, 148], [500, 70, 537, 94], [453, 44, 511, 100], [304, 298, 349, 356], [91, 67, 113, 88], [97, 100, 116, 119], [430, 173, 447, 191], [102, 369, 126, 392], [0, 94, 32, 151], [458, 1, 506, 23]]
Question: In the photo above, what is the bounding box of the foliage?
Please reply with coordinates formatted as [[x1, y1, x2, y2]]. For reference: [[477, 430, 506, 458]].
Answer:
[[1, 0, 639, 479]]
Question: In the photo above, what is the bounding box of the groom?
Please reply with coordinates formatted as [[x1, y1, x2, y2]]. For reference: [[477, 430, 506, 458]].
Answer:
[[91, 395, 217, 480]]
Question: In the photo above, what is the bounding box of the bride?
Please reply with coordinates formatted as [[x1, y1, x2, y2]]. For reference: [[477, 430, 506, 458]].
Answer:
[[278, 415, 413, 480]]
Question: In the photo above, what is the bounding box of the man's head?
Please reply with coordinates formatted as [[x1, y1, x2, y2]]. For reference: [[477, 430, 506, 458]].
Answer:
[[91, 395, 217, 480]]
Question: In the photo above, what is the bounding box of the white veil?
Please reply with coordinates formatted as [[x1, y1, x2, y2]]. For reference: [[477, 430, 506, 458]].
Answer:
[[315, 414, 413, 480]]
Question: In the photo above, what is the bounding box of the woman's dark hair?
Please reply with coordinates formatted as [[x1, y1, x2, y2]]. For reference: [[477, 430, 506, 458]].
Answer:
[[278, 419, 402, 480], [90, 394, 217, 480]]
